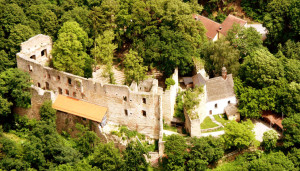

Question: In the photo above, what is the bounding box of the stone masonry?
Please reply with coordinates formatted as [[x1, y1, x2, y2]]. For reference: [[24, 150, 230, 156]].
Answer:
[[16, 34, 178, 139]]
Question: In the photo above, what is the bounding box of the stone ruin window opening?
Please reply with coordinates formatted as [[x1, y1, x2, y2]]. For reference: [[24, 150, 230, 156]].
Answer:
[[142, 110, 146, 117], [228, 100, 230, 104], [215, 103, 218, 108], [45, 82, 49, 90], [41, 49, 47, 57], [28, 65, 33, 72], [123, 96, 127, 101], [73, 92, 76, 97], [57, 76, 60, 81], [37, 82, 41, 88], [142, 98, 146, 104], [58, 87, 62, 94], [68, 78, 72, 85], [30, 55, 36, 60], [65, 89, 69, 95], [125, 109, 128, 116], [47, 73, 50, 79]]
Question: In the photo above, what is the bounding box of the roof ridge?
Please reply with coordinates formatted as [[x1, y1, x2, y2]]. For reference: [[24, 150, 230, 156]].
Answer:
[[198, 15, 221, 25]]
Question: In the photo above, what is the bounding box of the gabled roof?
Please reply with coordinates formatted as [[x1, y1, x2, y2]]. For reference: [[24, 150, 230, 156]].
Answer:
[[52, 95, 107, 123], [193, 14, 221, 39], [220, 14, 247, 36], [206, 74, 235, 102], [192, 73, 206, 87]]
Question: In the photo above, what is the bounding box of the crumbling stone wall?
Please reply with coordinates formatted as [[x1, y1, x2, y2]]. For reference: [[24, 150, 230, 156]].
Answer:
[[16, 34, 168, 139], [184, 109, 201, 137]]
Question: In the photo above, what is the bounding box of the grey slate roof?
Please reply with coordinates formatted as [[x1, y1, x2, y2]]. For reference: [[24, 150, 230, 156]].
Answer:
[[206, 74, 235, 102], [192, 73, 206, 87]]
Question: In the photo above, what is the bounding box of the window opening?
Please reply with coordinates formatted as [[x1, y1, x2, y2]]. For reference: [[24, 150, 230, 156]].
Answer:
[[228, 100, 231, 104], [65, 89, 69, 95], [125, 109, 128, 116], [142, 110, 146, 117], [28, 65, 33, 72], [68, 78, 72, 85], [45, 82, 49, 90], [215, 103, 218, 108], [73, 92, 76, 97], [37, 82, 41, 88], [58, 87, 62, 94], [123, 96, 127, 101], [142, 98, 146, 104], [41, 49, 47, 56], [57, 76, 60, 81], [30, 55, 36, 60]]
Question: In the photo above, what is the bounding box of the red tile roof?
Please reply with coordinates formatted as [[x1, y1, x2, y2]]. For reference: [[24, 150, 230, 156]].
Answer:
[[262, 111, 283, 129], [193, 14, 221, 40], [220, 14, 247, 36]]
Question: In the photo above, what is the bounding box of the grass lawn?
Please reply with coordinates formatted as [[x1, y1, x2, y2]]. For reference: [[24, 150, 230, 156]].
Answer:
[[214, 114, 231, 126], [163, 123, 178, 132], [200, 116, 218, 129]]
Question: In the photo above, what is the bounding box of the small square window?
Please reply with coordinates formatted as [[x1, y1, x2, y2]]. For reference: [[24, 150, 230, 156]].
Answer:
[[65, 89, 69, 95], [215, 104, 218, 108], [123, 96, 127, 101], [142, 110, 146, 117], [125, 109, 128, 116], [73, 92, 76, 97], [37, 82, 41, 88], [41, 49, 47, 56], [228, 100, 231, 104], [142, 98, 146, 104], [45, 82, 49, 90], [68, 78, 72, 85], [57, 76, 60, 81]]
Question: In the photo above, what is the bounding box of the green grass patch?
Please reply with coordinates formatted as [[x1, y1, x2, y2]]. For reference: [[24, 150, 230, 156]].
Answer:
[[200, 116, 218, 129], [214, 114, 230, 126], [203, 127, 224, 133], [163, 123, 177, 133]]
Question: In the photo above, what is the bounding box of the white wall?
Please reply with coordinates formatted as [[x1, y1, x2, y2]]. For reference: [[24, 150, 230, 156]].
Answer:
[[206, 96, 236, 115]]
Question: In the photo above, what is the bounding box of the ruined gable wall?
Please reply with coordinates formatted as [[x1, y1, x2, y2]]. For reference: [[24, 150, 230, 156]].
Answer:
[[17, 51, 160, 139]]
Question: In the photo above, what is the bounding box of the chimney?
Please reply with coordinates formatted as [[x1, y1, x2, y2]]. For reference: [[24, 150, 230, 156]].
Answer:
[[222, 67, 227, 80]]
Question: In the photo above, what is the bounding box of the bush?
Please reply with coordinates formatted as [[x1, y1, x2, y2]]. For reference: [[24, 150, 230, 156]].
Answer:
[[40, 101, 56, 123], [262, 130, 278, 151], [165, 77, 175, 90]]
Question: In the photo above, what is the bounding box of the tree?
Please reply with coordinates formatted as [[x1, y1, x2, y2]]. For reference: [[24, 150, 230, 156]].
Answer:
[[6, 24, 34, 60], [89, 143, 123, 171], [277, 40, 300, 60], [0, 96, 12, 118], [183, 86, 203, 119], [226, 24, 263, 58], [222, 120, 257, 150], [282, 114, 300, 148], [122, 141, 149, 171], [52, 32, 88, 77], [288, 148, 300, 169], [262, 130, 278, 151], [0, 68, 32, 108], [201, 38, 240, 77], [263, 0, 299, 50], [187, 136, 224, 170], [123, 50, 147, 85], [240, 48, 285, 88], [163, 134, 188, 170], [39, 100, 56, 124], [283, 59, 300, 83], [165, 77, 175, 90], [0, 50, 14, 73], [75, 124, 100, 156]]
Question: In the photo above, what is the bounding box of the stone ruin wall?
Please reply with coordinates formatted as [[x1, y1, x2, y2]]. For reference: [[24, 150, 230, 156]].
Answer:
[[161, 68, 179, 124], [16, 34, 175, 139]]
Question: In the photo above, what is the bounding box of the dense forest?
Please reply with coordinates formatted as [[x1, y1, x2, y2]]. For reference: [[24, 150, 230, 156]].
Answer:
[[0, 0, 299, 170]]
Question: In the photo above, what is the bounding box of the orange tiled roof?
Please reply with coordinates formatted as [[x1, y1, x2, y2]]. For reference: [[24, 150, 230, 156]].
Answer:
[[52, 95, 107, 122], [262, 111, 283, 129], [193, 14, 221, 39], [220, 14, 247, 36]]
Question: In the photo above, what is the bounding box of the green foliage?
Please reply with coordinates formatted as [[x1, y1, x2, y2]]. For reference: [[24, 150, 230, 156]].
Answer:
[[277, 40, 300, 60], [119, 126, 145, 140], [0, 50, 14, 73], [39, 100, 56, 124], [163, 134, 188, 170], [201, 38, 240, 77], [188, 136, 224, 170], [75, 124, 100, 156], [241, 0, 271, 22], [262, 130, 278, 152], [183, 86, 203, 119], [123, 50, 147, 85], [288, 148, 300, 169], [122, 141, 149, 171], [226, 24, 263, 58], [263, 0, 299, 50], [174, 90, 184, 121], [52, 23, 90, 77], [240, 48, 285, 89], [222, 120, 257, 150], [0, 68, 32, 109], [165, 77, 175, 90], [89, 142, 123, 171], [282, 114, 300, 148]]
